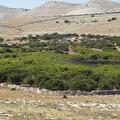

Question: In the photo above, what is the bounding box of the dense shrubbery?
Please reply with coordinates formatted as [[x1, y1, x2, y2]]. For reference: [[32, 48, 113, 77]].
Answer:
[[0, 33, 120, 91], [80, 34, 120, 50], [0, 50, 120, 91], [15, 33, 120, 53]]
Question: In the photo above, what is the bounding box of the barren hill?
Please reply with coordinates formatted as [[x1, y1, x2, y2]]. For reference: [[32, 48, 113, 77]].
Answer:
[[67, 0, 120, 15], [0, 5, 28, 19], [21, 0, 120, 17], [0, 0, 120, 38], [20, 1, 82, 17]]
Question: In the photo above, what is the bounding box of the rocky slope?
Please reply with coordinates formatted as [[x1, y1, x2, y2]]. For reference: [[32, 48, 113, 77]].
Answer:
[[21, 1, 82, 17], [64, 0, 120, 15], [21, 0, 120, 17]]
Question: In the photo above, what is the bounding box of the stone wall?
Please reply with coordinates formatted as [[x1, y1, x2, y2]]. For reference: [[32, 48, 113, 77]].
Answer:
[[0, 83, 120, 96]]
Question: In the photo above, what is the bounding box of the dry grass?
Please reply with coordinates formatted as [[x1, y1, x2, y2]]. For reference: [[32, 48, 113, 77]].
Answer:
[[0, 13, 120, 39], [22, 13, 120, 36], [0, 87, 120, 120]]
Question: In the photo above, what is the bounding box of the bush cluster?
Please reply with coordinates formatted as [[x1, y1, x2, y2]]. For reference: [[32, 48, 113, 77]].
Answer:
[[0, 33, 120, 91]]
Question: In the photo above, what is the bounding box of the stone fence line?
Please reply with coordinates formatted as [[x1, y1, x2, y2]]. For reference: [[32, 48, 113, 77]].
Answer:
[[0, 83, 120, 96]]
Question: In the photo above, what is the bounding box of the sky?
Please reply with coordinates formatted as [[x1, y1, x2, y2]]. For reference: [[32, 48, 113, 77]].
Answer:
[[0, 0, 120, 9]]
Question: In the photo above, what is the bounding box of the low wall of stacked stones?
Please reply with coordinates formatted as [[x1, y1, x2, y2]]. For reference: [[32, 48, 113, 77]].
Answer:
[[0, 83, 120, 96]]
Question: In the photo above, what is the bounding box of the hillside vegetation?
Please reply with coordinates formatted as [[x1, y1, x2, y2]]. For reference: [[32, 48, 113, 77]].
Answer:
[[0, 33, 120, 91]]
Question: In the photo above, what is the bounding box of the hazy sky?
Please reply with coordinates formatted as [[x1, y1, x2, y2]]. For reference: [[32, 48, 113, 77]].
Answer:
[[0, 0, 120, 9]]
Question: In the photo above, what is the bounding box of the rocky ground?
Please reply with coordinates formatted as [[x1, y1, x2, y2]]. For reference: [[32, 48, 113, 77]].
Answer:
[[0, 87, 120, 120]]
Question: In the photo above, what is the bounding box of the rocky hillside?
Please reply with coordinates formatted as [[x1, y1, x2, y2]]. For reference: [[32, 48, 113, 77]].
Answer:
[[21, 1, 82, 17], [1, 0, 120, 19], [68, 0, 120, 15], [21, 0, 120, 17]]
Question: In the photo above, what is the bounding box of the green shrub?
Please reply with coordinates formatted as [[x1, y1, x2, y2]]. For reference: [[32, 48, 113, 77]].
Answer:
[[45, 79, 67, 91], [69, 79, 97, 91]]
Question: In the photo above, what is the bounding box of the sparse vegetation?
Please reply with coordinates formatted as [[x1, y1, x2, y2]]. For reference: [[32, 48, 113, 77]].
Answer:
[[64, 20, 71, 24], [92, 20, 98, 22], [107, 17, 117, 22], [91, 14, 95, 17], [56, 21, 59, 23]]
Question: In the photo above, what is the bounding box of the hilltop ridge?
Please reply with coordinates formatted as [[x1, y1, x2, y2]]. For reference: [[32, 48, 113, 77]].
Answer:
[[0, 5, 29, 19], [19, 0, 120, 17]]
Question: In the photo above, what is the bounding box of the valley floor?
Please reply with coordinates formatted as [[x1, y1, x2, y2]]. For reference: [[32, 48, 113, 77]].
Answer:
[[0, 87, 120, 120]]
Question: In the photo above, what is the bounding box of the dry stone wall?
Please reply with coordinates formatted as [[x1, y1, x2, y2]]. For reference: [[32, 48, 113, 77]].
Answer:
[[0, 83, 120, 96]]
